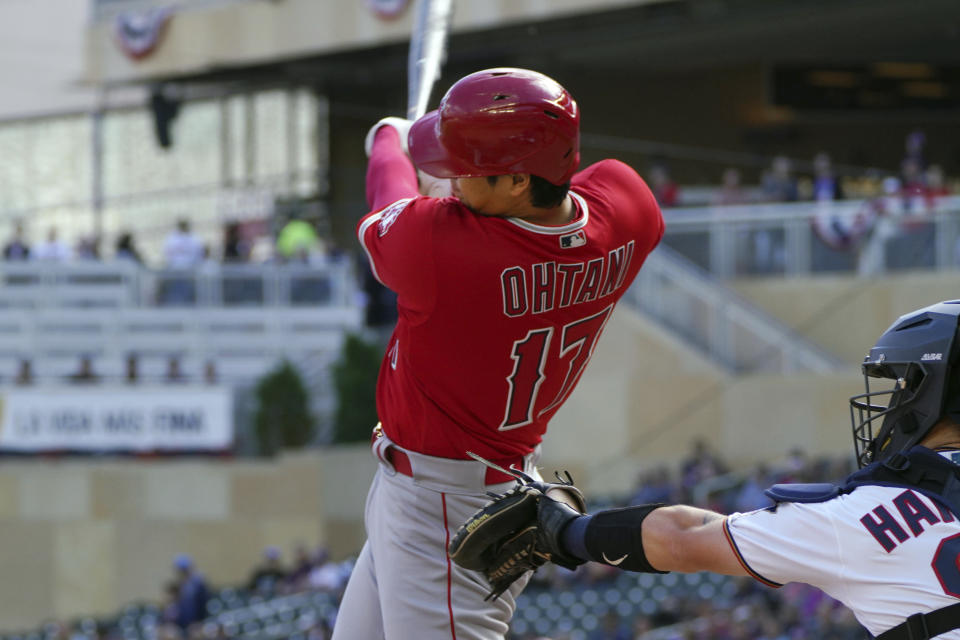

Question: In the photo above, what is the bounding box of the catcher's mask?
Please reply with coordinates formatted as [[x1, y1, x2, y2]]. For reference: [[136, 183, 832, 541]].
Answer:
[[850, 300, 960, 468]]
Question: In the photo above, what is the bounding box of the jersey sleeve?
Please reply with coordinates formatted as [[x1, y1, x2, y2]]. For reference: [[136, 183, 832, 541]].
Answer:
[[357, 197, 438, 322], [725, 502, 846, 592], [366, 126, 419, 212], [573, 159, 665, 255]]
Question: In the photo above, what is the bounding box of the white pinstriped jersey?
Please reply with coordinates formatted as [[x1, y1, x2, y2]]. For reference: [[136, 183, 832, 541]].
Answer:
[[726, 461, 960, 637]]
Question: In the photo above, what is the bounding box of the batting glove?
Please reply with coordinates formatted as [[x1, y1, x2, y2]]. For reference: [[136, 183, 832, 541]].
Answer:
[[419, 170, 452, 198], [364, 116, 413, 157]]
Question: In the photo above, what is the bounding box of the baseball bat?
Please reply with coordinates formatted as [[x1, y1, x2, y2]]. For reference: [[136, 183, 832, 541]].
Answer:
[[407, 0, 453, 120]]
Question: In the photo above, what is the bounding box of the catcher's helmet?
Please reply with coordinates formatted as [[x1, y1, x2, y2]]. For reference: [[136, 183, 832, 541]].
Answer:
[[850, 300, 960, 467], [408, 68, 580, 185]]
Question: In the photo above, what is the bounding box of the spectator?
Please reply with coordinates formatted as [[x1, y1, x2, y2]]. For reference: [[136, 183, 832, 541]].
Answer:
[[125, 353, 139, 384], [204, 360, 217, 385], [222, 221, 250, 263], [631, 616, 653, 638], [3, 221, 30, 260], [307, 548, 343, 593], [14, 359, 33, 385], [679, 437, 727, 499], [163, 219, 205, 269], [68, 355, 100, 384], [285, 543, 315, 590], [276, 217, 320, 263], [115, 232, 142, 263], [629, 466, 674, 505], [778, 446, 809, 482], [811, 152, 843, 202], [32, 227, 72, 262], [751, 156, 798, 273], [172, 554, 208, 631], [903, 129, 926, 168], [925, 164, 950, 211], [160, 581, 181, 626], [648, 164, 679, 207], [589, 611, 630, 640], [75, 235, 100, 260], [162, 220, 203, 305], [165, 356, 186, 383], [247, 546, 286, 593], [306, 620, 333, 640], [760, 155, 798, 202], [733, 464, 773, 512], [900, 156, 927, 212], [712, 167, 748, 206]]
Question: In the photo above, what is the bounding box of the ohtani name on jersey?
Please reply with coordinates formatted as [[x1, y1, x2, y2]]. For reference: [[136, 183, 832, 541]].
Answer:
[[500, 241, 635, 317], [859, 489, 956, 552]]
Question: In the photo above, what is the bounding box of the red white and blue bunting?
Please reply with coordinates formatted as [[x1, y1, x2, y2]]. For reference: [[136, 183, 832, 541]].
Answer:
[[367, 0, 411, 20], [114, 7, 174, 60]]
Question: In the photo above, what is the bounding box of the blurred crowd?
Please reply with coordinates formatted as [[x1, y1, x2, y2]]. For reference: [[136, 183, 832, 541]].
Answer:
[[3, 133, 953, 275], [5, 353, 221, 387], [20, 440, 866, 640], [645, 129, 953, 211], [513, 440, 863, 639], [1, 216, 342, 271], [150, 544, 351, 640]]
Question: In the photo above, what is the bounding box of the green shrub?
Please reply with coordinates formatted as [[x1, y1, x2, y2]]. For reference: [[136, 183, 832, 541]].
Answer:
[[331, 333, 382, 443], [254, 360, 315, 456]]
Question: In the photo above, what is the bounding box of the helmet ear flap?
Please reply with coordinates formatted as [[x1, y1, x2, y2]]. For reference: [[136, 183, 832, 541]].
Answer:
[[900, 412, 919, 434]]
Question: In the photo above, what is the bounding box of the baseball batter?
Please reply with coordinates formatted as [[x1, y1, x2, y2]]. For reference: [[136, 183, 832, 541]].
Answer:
[[331, 68, 664, 640], [471, 300, 960, 639]]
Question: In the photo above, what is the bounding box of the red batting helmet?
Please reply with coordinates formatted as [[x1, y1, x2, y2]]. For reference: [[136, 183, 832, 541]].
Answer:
[[408, 68, 580, 185]]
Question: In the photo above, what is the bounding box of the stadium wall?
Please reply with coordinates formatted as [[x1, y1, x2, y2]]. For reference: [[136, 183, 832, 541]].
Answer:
[[733, 272, 960, 365], [0, 446, 374, 631]]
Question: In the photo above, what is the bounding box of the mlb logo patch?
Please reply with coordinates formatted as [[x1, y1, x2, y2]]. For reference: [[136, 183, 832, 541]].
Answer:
[[560, 231, 586, 249]]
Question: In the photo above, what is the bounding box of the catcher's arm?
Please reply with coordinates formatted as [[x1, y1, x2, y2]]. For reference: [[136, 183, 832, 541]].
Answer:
[[560, 504, 747, 576], [638, 506, 745, 574]]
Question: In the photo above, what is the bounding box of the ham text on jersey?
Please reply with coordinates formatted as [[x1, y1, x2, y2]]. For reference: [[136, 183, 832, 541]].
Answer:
[[501, 241, 636, 317], [859, 489, 957, 552]]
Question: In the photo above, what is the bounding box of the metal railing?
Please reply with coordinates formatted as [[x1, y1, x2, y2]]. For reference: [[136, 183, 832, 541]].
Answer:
[[0, 260, 363, 440], [661, 196, 960, 278], [0, 259, 357, 309], [624, 244, 844, 373]]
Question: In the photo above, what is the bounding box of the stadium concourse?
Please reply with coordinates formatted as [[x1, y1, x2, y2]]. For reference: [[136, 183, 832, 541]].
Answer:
[[0, 446, 864, 640]]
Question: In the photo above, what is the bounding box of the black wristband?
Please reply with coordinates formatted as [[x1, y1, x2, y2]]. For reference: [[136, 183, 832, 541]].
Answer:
[[583, 503, 668, 573]]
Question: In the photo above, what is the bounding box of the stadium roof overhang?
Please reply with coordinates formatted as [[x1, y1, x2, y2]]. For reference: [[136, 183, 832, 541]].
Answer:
[[89, 0, 960, 97]]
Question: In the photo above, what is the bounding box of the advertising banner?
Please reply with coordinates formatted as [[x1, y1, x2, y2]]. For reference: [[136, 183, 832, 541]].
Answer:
[[0, 386, 233, 452]]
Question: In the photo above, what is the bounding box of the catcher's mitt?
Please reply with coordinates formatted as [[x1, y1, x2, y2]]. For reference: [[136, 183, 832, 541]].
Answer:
[[448, 453, 587, 601]]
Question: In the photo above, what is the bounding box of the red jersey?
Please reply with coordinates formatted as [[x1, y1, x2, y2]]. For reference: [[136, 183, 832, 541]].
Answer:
[[358, 154, 663, 461]]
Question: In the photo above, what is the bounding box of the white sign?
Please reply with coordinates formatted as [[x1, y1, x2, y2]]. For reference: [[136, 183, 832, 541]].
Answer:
[[0, 386, 233, 452]]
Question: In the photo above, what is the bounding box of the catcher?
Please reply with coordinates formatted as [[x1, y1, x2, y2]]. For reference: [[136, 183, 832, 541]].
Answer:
[[452, 300, 960, 640]]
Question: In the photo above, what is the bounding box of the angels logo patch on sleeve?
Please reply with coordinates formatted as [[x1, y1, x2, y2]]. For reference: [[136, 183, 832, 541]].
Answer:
[[377, 198, 414, 237]]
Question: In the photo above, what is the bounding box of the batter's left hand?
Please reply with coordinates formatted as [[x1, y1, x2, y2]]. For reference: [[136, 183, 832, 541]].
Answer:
[[418, 170, 452, 197]]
